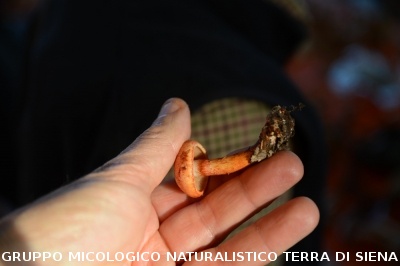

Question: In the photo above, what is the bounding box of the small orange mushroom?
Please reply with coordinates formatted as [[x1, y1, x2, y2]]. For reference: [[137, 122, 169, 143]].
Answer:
[[174, 104, 302, 198]]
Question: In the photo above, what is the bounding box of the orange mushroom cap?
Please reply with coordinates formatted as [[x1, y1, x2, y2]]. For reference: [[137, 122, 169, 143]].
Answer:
[[174, 140, 209, 198]]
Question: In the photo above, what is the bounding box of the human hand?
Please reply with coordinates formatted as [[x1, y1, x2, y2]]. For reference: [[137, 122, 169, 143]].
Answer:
[[0, 98, 319, 265]]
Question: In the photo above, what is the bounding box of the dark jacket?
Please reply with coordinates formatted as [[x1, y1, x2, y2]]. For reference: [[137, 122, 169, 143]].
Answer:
[[2, 0, 326, 263]]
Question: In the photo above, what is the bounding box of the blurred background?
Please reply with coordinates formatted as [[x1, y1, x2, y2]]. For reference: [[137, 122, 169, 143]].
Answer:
[[286, 0, 400, 265], [1, 0, 400, 265]]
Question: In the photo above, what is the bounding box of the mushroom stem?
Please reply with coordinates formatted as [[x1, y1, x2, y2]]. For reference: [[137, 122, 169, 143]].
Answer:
[[193, 149, 254, 177]]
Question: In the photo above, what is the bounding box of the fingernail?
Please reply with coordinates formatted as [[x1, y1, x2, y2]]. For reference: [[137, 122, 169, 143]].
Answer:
[[158, 98, 181, 117]]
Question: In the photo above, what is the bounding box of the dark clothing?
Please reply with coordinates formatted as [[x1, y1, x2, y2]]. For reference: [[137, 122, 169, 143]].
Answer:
[[2, 0, 327, 263]]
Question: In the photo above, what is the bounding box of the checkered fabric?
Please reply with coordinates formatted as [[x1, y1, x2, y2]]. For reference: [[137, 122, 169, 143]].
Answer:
[[191, 98, 270, 158]]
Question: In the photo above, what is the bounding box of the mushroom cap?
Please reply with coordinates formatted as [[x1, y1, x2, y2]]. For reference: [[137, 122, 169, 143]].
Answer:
[[174, 140, 209, 198]]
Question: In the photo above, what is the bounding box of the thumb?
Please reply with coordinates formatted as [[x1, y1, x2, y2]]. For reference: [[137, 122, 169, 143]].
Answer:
[[90, 98, 191, 193]]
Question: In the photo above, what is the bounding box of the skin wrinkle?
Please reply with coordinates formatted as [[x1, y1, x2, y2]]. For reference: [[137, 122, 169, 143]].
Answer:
[[213, 245, 237, 266], [147, 234, 175, 266], [257, 197, 319, 256], [261, 206, 287, 246], [168, 137, 180, 158], [91, 160, 155, 190], [194, 198, 219, 247], [226, 152, 302, 214], [151, 182, 195, 223], [108, 144, 176, 192], [195, 179, 254, 249], [138, 220, 162, 254], [252, 219, 275, 262], [93, 155, 154, 177], [237, 174, 259, 210], [156, 228, 176, 264], [134, 129, 183, 173], [151, 114, 168, 126], [159, 204, 204, 254], [251, 152, 303, 200]]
